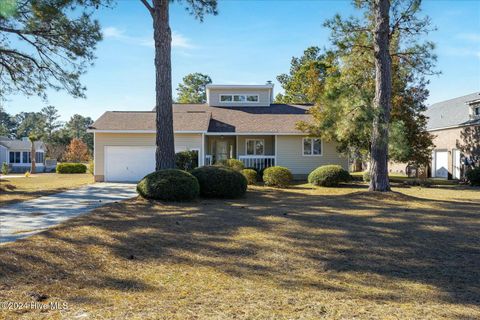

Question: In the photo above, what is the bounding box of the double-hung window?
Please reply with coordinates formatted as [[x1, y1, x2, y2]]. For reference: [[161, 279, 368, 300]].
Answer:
[[246, 139, 264, 155], [22, 151, 31, 163], [303, 138, 322, 156], [220, 94, 259, 103], [9, 151, 21, 163], [36, 152, 44, 163]]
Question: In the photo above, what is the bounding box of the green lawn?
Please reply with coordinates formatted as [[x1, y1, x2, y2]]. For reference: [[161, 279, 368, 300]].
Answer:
[[0, 183, 479, 319]]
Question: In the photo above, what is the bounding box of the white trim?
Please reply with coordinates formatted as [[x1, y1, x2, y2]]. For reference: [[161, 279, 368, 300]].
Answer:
[[245, 138, 265, 156], [302, 137, 323, 157], [87, 130, 309, 136], [206, 84, 274, 89], [87, 129, 207, 134], [219, 94, 260, 104], [205, 132, 305, 136]]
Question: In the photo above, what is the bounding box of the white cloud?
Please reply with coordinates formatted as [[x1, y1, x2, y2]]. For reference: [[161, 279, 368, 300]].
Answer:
[[172, 32, 194, 49], [102, 26, 194, 49], [443, 46, 480, 60], [103, 26, 124, 39], [457, 33, 480, 43]]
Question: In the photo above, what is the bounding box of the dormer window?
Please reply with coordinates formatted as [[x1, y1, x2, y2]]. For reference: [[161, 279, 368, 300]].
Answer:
[[219, 94, 259, 103], [474, 106, 480, 116]]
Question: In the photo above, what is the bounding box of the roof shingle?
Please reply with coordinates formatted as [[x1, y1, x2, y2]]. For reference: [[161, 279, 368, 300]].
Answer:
[[90, 104, 313, 134]]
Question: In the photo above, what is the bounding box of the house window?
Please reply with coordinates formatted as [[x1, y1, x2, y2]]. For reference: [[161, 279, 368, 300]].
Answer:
[[220, 94, 259, 103], [475, 106, 480, 116], [9, 151, 21, 163], [303, 138, 322, 156], [36, 152, 44, 163], [246, 139, 264, 155], [22, 152, 31, 163], [220, 95, 233, 102]]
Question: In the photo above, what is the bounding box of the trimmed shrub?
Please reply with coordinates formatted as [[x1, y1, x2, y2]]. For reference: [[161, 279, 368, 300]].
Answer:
[[56, 163, 87, 174], [175, 150, 199, 171], [225, 159, 245, 171], [466, 167, 480, 186], [241, 169, 258, 185], [137, 169, 199, 201], [263, 166, 293, 187], [308, 165, 351, 187], [363, 171, 370, 182], [191, 166, 247, 198]]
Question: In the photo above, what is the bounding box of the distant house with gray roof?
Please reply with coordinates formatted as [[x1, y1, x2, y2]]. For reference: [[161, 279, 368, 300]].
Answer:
[[0, 137, 46, 173], [426, 92, 479, 179]]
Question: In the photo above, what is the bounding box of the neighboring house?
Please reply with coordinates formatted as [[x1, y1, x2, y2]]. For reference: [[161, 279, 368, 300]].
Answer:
[[427, 92, 480, 179], [0, 136, 46, 173], [89, 84, 348, 182]]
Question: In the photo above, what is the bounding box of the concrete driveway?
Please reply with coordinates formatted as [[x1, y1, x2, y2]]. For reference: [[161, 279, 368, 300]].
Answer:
[[0, 183, 138, 244]]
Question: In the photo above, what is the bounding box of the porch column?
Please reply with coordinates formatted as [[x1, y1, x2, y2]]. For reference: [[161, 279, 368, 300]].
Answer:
[[200, 133, 205, 166], [274, 135, 277, 166]]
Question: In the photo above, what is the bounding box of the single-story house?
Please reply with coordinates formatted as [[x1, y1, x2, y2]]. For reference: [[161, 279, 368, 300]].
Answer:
[[427, 92, 480, 179], [0, 136, 46, 173], [89, 84, 348, 182]]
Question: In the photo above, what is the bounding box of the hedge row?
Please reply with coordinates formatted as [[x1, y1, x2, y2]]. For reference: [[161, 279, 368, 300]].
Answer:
[[56, 163, 87, 174]]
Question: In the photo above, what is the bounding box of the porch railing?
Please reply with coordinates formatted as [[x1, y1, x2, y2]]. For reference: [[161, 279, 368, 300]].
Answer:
[[239, 155, 275, 171]]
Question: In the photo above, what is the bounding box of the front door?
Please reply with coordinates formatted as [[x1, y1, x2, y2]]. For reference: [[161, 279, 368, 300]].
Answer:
[[216, 141, 228, 161]]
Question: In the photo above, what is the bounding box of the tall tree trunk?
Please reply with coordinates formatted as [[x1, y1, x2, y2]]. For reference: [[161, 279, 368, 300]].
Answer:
[[152, 0, 175, 170], [31, 142, 36, 174], [369, 0, 391, 192]]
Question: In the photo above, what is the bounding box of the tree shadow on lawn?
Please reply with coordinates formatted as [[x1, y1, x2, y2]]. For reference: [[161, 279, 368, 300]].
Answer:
[[0, 185, 479, 309]]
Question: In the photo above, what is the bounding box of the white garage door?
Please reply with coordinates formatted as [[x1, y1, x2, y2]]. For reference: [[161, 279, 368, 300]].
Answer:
[[433, 151, 448, 178], [105, 146, 155, 182]]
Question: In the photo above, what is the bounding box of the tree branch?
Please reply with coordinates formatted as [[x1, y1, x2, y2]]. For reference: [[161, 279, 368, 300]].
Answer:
[[140, 0, 154, 16]]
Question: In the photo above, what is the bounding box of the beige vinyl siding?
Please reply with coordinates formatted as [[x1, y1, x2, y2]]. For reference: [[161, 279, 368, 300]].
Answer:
[[208, 88, 271, 107], [237, 135, 275, 156], [276, 136, 348, 176], [94, 132, 203, 180]]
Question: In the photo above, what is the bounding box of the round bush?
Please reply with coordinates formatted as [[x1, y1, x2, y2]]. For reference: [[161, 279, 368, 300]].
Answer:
[[136, 169, 199, 201], [263, 166, 292, 187], [308, 165, 351, 187], [191, 166, 247, 198], [362, 171, 371, 182], [241, 169, 258, 185], [56, 163, 87, 174], [466, 167, 480, 186]]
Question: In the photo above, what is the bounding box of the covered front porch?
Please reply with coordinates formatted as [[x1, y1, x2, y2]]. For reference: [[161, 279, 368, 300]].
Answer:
[[204, 134, 276, 170]]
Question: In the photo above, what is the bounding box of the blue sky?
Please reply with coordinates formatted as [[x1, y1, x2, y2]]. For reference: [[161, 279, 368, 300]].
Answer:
[[4, 0, 480, 121]]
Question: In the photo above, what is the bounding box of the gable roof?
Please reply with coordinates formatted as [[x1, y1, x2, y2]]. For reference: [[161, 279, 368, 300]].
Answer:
[[90, 104, 313, 134], [426, 92, 480, 130], [0, 138, 44, 150]]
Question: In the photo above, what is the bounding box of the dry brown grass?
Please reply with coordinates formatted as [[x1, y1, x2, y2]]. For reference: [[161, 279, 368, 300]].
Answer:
[[0, 183, 479, 319], [0, 173, 93, 206]]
